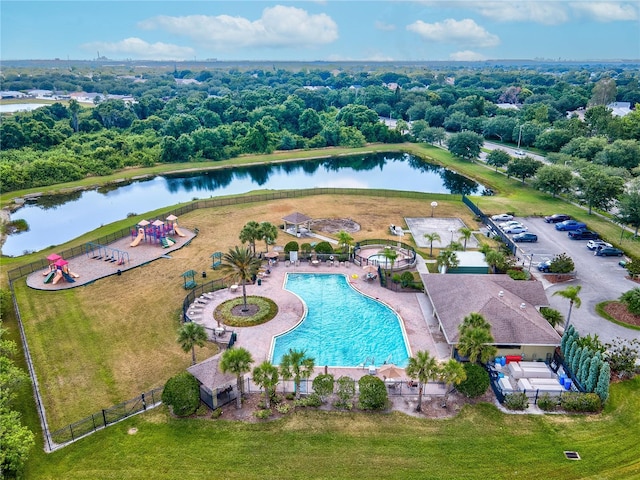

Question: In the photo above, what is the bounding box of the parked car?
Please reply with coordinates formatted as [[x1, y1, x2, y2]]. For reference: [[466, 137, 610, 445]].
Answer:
[[595, 247, 624, 257], [537, 260, 551, 272], [504, 225, 528, 234], [544, 214, 571, 223], [513, 232, 538, 243], [514, 150, 525, 156], [500, 220, 523, 228], [568, 229, 600, 240], [491, 213, 513, 221], [587, 240, 612, 251], [555, 220, 587, 231]]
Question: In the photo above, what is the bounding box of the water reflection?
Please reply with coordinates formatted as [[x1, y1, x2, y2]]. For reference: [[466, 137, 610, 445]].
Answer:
[[3, 152, 483, 256]]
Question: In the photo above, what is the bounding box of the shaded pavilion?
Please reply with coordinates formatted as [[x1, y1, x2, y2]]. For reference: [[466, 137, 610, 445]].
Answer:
[[282, 212, 312, 237]]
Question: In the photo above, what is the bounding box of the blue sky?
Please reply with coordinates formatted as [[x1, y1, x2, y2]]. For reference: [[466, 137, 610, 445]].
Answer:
[[2, 1, 639, 61]]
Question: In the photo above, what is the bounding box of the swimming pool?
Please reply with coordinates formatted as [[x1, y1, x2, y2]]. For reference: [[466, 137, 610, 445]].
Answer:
[[271, 273, 410, 368]]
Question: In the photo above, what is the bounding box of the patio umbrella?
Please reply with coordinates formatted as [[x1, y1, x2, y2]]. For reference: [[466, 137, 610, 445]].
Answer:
[[362, 265, 377, 274], [378, 364, 406, 380], [265, 251, 279, 258]]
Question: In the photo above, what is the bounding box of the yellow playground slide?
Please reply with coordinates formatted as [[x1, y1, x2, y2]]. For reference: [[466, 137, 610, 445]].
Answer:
[[130, 228, 145, 247], [174, 223, 186, 237]]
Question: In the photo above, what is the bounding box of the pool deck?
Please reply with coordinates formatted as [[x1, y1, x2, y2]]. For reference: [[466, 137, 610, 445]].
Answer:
[[190, 259, 449, 393]]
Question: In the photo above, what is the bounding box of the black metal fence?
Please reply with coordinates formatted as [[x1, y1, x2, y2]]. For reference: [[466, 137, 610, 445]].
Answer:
[[354, 239, 418, 270], [50, 386, 163, 447], [462, 194, 516, 255]]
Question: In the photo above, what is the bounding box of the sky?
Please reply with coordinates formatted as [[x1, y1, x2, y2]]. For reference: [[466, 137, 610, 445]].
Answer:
[[1, 1, 639, 62]]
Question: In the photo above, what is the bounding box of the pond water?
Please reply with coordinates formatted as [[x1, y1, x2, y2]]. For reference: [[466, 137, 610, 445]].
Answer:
[[2, 152, 483, 256]]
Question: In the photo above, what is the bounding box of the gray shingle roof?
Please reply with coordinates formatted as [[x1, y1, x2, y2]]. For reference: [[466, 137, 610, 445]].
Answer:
[[187, 355, 236, 389], [422, 274, 560, 346]]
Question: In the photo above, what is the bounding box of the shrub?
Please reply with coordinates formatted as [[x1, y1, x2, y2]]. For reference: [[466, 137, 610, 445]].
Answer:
[[300, 243, 312, 254], [507, 269, 528, 280], [392, 274, 402, 284], [276, 403, 291, 414], [603, 337, 640, 378], [314, 241, 334, 254], [537, 393, 560, 412], [457, 364, 490, 398], [161, 372, 201, 417], [560, 392, 602, 412], [254, 409, 272, 419], [357, 375, 388, 410], [400, 271, 414, 287], [304, 393, 322, 407], [336, 375, 355, 408], [284, 241, 299, 253], [624, 257, 640, 279], [211, 408, 223, 419], [504, 392, 529, 410], [549, 253, 574, 274], [619, 288, 640, 315], [312, 374, 335, 402]]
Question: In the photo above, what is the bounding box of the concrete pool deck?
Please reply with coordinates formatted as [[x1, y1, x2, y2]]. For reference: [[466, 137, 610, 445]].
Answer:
[[190, 259, 450, 393]]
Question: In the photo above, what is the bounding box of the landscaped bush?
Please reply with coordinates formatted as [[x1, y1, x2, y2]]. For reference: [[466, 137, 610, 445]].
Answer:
[[537, 393, 560, 412], [457, 364, 490, 398], [507, 269, 528, 280], [400, 271, 415, 287], [161, 372, 201, 417], [284, 241, 299, 253], [254, 409, 271, 419], [276, 403, 291, 414], [619, 288, 640, 315], [504, 392, 529, 410], [549, 253, 575, 274], [559, 392, 602, 412], [334, 376, 355, 410], [312, 374, 335, 402], [214, 296, 278, 327], [358, 375, 388, 410], [300, 243, 312, 254], [293, 393, 322, 408], [314, 241, 334, 254]]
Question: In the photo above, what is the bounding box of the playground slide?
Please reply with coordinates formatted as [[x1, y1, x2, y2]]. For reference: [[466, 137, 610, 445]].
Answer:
[[52, 271, 63, 285], [61, 271, 76, 283], [68, 270, 80, 278], [130, 230, 144, 247], [43, 270, 56, 284], [174, 226, 186, 237]]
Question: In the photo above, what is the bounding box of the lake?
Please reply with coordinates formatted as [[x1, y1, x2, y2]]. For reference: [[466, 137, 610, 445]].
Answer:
[[2, 152, 483, 256]]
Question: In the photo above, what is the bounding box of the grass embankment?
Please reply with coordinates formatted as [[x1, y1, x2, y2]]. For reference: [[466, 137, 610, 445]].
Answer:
[[22, 378, 640, 479]]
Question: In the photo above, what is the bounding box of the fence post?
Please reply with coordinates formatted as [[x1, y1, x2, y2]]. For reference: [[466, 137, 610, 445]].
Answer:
[[535, 389, 539, 405], [142, 393, 147, 410], [102, 409, 107, 426]]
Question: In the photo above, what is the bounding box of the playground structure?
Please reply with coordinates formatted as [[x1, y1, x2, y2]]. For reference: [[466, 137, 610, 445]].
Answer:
[[181, 270, 198, 290], [85, 243, 130, 266], [43, 255, 80, 284], [129, 217, 180, 248], [211, 252, 222, 269]]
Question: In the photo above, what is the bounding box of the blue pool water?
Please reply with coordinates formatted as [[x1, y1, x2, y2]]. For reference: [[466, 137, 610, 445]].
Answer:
[[271, 273, 410, 367]]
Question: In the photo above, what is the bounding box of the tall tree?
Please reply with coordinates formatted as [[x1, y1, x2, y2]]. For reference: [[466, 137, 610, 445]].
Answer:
[[617, 179, 640, 236], [423, 232, 441, 257], [553, 285, 582, 331], [507, 156, 543, 183], [177, 322, 208, 365], [447, 131, 484, 161], [438, 359, 467, 408], [239, 221, 261, 254], [533, 164, 574, 198], [252, 360, 280, 409], [220, 347, 254, 409], [457, 314, 497, 364], [221, 246, 262, 311], [458, 227, 473, 251], [280, 348, 315, 400], [406, 350, 439, 412], [575, 165, 625, 214], [590, 78, 617, 106], [381, 247, 398, 271], [436, 249, 459, 273], [258, 221, 278, 252], [486, 149, 511, 171], [337, 230, 354, 254]]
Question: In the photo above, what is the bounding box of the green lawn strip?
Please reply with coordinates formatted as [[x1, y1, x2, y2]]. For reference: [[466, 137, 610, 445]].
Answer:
[[23, 377, 640, 479]]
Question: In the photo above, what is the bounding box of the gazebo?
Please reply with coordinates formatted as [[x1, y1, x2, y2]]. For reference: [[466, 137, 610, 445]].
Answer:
[[282, 212, 312, 237]]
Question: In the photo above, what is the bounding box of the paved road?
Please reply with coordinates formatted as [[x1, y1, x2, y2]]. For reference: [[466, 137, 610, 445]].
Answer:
[[482, 141, 548, 164], [506, 216, 638, 343]]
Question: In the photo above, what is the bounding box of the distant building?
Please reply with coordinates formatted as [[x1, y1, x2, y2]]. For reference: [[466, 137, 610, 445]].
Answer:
[[175, 78, 200, 85], [0, 90, 28, 99], [607, 102, 632, 117]]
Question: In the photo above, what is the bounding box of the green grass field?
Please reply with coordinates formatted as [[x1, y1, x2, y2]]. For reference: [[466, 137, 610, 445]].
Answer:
[[20, 377, 640, 479]]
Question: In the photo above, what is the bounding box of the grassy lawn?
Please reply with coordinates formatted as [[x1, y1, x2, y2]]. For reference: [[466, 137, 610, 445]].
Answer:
[[21, 377, 640, 479]]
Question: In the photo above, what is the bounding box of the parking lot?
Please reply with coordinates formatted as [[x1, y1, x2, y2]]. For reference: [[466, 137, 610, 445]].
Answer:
[[498, 216, 637, 343]]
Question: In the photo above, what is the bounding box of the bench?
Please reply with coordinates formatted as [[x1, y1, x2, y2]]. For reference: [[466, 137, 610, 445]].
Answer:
[[184, 280, 197, 290]]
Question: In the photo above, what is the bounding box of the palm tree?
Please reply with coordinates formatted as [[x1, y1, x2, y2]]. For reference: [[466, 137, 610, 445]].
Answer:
[[456, 326, 497, 364], [553, 285, 582, 331], [221, 246, 262, 311], [381, 247, 398, 272], [220, 347, 254, 409], [252, 360, 280, 409], [423, 232, 441, 257], [239, 221, 261, 254], [405, 350, 439, 412], [436, 249, 459, 273], [459, 312, 491, 337], [337, 230, 354, 255], [458, 227, 473, 251], [259, 221, 278, 252], [177, 322, 208, 365], [68, 99, 81, 132], [438, 359, 467, 408], [280, 348, 315, 400], [484, 249, 505, 274]]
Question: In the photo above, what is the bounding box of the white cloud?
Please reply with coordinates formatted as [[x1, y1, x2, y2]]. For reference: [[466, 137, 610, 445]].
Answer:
[[375, 20, 396, 31], [569, 2, 638, 21], [450, 50, 487, 61], [139, 6, 338, 50], [82, 38, 194, 60], [407, 18, 500, 47], [463, 1, 570, 25]]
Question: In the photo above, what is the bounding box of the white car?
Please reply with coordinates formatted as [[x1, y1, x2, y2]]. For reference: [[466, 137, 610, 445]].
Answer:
[[499, 220, 523, 229], [491, 213, 513, 222], [504, 225, 528, 234], [587, 240, 612, 251], [514, 150, 525, 156]]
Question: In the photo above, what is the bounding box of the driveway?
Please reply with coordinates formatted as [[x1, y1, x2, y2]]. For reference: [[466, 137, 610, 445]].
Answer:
[[507, 216, 637, 343]]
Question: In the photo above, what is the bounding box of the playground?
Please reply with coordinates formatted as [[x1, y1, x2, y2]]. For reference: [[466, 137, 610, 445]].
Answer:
[[26, 222, 196, 291]]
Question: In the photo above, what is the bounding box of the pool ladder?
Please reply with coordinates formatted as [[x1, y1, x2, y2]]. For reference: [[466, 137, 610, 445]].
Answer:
[[361, 356, 375, 369]]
